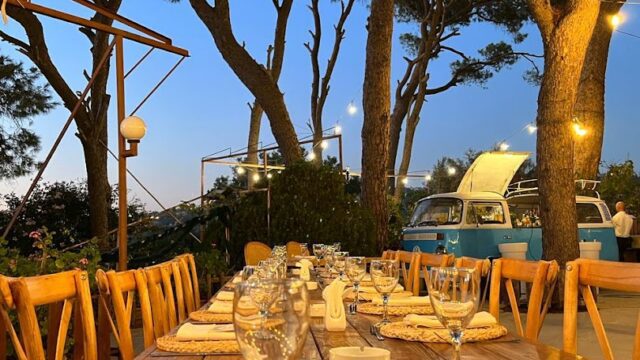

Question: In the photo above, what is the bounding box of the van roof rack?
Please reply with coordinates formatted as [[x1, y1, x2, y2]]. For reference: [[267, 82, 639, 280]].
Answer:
[[506, 179, 601, 199]]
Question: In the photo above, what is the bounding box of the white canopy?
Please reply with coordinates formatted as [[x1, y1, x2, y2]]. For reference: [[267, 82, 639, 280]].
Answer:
[[456, 151, 530, 194]]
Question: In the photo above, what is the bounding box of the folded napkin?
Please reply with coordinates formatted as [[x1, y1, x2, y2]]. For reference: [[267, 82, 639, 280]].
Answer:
[[215, 291, 234, 301], [298, 259, 314, 281], [306, 281, 318, 291], [294, 255, 316, 261], [208, 300, 233, 314], [358, 284, 404, 294], [176, 323, 236, 341], [372, 296, 430, 307], [310, 302, 325, 317], [292, 269, 301, 275], [404, 311, 497, 329], [295, 259, 315, 270], [322, 278, 347, 331]]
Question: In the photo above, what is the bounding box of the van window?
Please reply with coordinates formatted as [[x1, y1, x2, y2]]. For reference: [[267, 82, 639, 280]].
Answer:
[[466, 202, 505, 225], [508, 200, 541, 228], [577, 203, 603, 224], [410, 198, 463, 226]]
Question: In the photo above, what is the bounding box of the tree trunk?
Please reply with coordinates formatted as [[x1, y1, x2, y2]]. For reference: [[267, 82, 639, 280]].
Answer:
[[190, 0, 302, 164], [247, 101, 263, 189], [574, 2, 624, 180], [527, 0, 600, 266], [80, 129, 111, 249], [362, 0, 395, 252]]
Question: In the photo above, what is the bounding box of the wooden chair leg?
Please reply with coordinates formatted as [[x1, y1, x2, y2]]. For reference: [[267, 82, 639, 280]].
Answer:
[[97, 300, 111, 360], [47, 301, 63, 360], [0, 312, 6, 360], [73, 306, 85, 360]]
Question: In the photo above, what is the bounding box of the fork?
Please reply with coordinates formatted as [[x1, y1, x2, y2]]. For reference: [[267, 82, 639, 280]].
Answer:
[[370, 324, 385, 341]]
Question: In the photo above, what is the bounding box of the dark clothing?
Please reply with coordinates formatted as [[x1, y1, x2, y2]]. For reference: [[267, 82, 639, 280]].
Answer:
[[617, 236, 632, 261]]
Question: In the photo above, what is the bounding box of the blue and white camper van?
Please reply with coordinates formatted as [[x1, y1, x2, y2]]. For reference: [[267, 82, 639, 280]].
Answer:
[[402, 152, 618, 261]]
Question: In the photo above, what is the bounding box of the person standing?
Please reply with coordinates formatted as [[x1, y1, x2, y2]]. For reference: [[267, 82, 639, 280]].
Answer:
[[612, 201, 635, 261]]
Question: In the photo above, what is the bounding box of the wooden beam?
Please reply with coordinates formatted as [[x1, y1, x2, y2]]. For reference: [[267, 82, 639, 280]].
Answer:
[[7, 0, 189, 57]]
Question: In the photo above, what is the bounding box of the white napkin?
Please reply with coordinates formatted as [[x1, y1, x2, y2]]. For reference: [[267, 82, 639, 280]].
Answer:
[[298, 259, 314, 281], [215, 291, 234, 301], [306, 281, 318, 290], [322, 278, 347, 331], [208, 300, 233, 314], [372, 296, 430, 307], [176, 323, 236, 341], [358, 284, 404, 294], [404, 311, 497, 329]]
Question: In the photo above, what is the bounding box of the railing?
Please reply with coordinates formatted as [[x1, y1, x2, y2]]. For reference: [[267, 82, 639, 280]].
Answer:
[[506, 179, 601, 199]]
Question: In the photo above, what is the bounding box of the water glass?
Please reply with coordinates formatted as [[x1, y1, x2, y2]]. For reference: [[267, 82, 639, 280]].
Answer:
[[234, 279, 310, 359], [312, 244, 326, 259], [427, 267, 480, 360], [242, 265, 256, 281], [333, 251, 349, 280], [332, 242, 342, 251], [370, 260, 399, 326], [299, 243, 309, 256], [345, 256, 366, 314]]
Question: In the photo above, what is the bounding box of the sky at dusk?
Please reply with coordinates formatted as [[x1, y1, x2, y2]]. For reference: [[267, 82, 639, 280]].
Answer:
[[1, 0, 639, 211]]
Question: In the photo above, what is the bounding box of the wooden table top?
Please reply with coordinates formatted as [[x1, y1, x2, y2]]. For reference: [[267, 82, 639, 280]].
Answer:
[[136, 275, 581, 360]]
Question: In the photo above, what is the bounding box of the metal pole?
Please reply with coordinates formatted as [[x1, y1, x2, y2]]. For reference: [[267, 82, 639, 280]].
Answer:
[[1, 39, 117, 239], [200, 160, 206, 243], [338, 133, 344, 173], [116, 35, 128, 271], [264, 149, 270, 239]]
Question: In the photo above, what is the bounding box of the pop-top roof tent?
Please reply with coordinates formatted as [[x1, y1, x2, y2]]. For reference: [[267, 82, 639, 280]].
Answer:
[[456, 151, 530, 195]]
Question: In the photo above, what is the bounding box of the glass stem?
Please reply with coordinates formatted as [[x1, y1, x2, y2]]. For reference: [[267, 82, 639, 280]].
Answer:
[[382, 293, 390, 323], [450, 329, 463, 360], [349, 283, 360, 314]]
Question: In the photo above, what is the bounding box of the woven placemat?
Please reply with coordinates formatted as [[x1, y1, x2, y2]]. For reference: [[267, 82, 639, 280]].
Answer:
[[380, 322, 508, 343], [189, 311, 233, 323], [156, 335, 240, 353], [357, 303, 433, 316], [345, 290, 413, 302]]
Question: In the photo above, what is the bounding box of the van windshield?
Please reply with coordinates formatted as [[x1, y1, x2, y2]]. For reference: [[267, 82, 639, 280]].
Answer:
[[410, 198, 463, 227]]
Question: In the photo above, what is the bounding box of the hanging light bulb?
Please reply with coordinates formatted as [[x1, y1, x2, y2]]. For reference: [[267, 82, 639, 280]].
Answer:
[[266, 173, 273, 179], [306, 152, 316, 161], [401, 177, 409, 185], [347, 101, 358, 116], [252, 173, 260, 182], [334, 124, 342, 135], [611, 14, 622, 28], [236, 166, 246, 175], [499, 142, 510, 151], [447, 166, 457, 176], [573, 123, 587, 137], [320, 140, 329, 149], [424, 174, 432, 182], [527, 124, 537, 134]]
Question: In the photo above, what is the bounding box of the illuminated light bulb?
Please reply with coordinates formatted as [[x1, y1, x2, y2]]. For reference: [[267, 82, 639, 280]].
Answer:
[[527, 124, 537, 134], [347, 102, 358, 116], [611, 14, 621, 28], [334, 124, 342, 135], [447, 166, 457, 176], [499, 142, 510, 151], [266, 173, 273, 179], [401, 177, 409, 185], [424, 174, 432, 182], [236, 166, 246, 175], [252, 173, 260, 182], [320, 140, 329, 149], [573, 123, 587, 137], [306, 152, 316, 161]]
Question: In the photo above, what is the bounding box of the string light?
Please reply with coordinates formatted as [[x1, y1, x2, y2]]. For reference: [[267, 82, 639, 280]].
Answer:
[[236, 166, 246, 175], [334, 124, 342, 135], [527, 124, 537, 134], [252, 173, 260, 182], [424, 174, 432, 182], [266, 173, 273, 179], [306, 152, 316, 161], [573, 123, 587, 137], [499, 142, 510, 151], [320, 140, 329, 149], [447, 167, 457, 176], [611, 14, 622, 28], [401, 177, 409, 185], [347, 101, 358, 116]]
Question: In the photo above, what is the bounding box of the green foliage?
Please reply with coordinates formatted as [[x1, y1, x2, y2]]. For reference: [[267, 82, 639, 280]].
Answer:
[[0, 55, 55, 179], [598, 161, 640, 216]]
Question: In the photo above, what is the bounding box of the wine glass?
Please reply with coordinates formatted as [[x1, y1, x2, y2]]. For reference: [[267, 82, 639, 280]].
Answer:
[[299, 243, 309, 256], [242, 265, 256, 281], [345, 256, 366, 315], [370, 260, 399, 326], [332, 251, 349, 280], [332, 242, 342, 251], [234, 279, 310, 359], [427, 267, 480, 360], [312, 244, 326, 260], [324, 246, 337, 275]]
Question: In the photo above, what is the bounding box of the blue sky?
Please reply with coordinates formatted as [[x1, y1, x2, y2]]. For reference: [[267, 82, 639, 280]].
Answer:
[[1, 1, 638, 210]]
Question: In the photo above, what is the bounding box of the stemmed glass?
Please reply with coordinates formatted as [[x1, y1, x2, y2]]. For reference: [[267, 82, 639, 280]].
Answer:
[[345, 256, 366, 315], [427, 267, 480, 360], [324, 246, 337, 275], [332, 242, 342, 251], [299, 243, 309, 256], [332, 251, 349, 280], [234, 279, 310, 359], [370, 260, 399, 326], [312, 244, 326, 260]]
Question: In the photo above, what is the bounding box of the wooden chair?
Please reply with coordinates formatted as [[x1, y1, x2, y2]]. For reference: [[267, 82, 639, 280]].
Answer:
[[0, 270, 97, 360], [455, 256, 491, 277], [489, 258, 559, 341], [96, 269, 154, 360], [144, 261, 185, 339], [0, 275, 26, 360], [286, 241, 303, 259], [395, 251, 421, 295], [563, 259, 640, 359], [381, 250, 397, 260], [175, 254, 200, 311], [244, 241, 272, 266], [418, 252, 455, 291]]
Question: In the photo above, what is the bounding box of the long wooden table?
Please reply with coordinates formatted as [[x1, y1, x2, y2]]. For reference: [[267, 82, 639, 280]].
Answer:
[[136, 276, 581, 359]]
